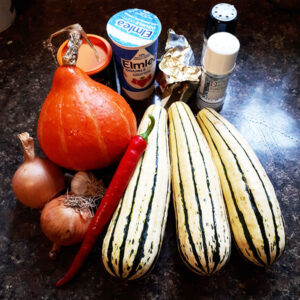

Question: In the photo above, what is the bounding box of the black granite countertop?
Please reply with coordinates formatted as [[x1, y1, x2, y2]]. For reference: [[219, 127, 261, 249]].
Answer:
[[0, 0, 299, 299]]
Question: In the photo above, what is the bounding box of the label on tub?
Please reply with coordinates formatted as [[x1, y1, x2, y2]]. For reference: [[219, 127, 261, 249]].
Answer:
[[111, 42, 157, 91], [107, 9, 161, 99]]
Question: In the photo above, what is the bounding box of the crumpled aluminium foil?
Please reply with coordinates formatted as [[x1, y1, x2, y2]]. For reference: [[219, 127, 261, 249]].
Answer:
[[159, 29, 201, 84], [157, 29, 201, 107]]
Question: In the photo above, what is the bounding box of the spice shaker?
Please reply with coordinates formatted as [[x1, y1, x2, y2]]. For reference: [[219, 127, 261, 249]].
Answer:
[[196, 32, 240, 111], [201, 3, 237, 64]]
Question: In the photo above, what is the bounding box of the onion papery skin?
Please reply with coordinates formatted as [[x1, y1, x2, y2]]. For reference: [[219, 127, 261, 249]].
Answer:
[[12, 158, 65, 209], [40, 196, 92, 246], [37, 66, 137, 171]]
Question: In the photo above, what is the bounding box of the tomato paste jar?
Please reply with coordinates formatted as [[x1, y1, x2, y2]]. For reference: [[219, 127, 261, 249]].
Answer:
[[106, 9, 161, 100]]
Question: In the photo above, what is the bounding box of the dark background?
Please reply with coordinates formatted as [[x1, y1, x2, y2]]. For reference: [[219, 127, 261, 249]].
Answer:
[[0, 0, 299, 299]]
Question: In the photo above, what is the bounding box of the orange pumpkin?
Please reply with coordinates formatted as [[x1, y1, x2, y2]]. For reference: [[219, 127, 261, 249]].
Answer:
[[37, 66, 137, 171]]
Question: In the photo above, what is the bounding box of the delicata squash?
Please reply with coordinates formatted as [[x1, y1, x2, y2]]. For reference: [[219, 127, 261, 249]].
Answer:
[[197, 108, 285, 266], [102, 104, 171, 279], [169, 102, 231, 275]]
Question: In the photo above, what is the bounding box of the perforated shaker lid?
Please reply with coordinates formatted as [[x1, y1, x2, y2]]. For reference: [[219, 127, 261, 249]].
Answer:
[[204, 3, 238, 39], [203, 32, 240, 76]]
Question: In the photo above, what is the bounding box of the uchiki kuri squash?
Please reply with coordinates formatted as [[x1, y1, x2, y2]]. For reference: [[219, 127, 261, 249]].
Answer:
[[37, 25, 137, 171]]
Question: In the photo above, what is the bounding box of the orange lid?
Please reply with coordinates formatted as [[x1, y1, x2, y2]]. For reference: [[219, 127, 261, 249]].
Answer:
[[57, 34, 112, 75]]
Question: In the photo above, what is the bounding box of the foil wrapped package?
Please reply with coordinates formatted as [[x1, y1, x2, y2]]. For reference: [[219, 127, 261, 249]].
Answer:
[[157, 29, 201, 107]]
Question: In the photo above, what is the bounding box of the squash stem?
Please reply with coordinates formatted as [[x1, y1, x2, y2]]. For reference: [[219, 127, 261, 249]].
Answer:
[[62, 30, 82, 66]]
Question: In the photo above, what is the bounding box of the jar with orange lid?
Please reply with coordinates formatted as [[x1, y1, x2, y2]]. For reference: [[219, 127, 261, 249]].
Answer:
[[57, 34, 118, 91]]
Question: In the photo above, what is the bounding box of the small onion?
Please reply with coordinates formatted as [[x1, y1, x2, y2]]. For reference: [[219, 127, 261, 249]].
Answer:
[[12, 132, 65, 208], [71, 171, 106, 197], [40, 194, 93, 259]]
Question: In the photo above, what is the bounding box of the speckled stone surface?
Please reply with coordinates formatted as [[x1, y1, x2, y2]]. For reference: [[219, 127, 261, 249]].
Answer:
[[0, 1, 299, 299]]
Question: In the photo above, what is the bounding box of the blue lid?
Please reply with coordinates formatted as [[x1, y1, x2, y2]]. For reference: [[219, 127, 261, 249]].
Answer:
[[106, 9, 161, 48]]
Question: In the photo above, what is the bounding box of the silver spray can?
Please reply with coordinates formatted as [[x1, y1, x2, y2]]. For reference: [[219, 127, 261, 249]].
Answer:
[[197, 32, 240, 111]]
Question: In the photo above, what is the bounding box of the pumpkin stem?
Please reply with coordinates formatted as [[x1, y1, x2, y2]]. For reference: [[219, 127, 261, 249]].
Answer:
[[62, 30, 82, 66], [45, 23, 100, 66]]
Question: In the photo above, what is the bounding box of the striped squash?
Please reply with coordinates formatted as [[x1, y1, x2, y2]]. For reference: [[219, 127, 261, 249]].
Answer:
[[197, 108, 286, 266], [102, 104, 171, 279], [169, 102, 231, 275]]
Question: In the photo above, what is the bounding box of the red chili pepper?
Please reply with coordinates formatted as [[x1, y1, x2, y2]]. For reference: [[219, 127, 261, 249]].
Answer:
[[56, 114, 155, 287]]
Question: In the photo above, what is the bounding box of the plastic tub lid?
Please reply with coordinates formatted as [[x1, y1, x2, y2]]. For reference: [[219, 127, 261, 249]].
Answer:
[[106, 8, 161, 49], [57, 34, 112, 75]]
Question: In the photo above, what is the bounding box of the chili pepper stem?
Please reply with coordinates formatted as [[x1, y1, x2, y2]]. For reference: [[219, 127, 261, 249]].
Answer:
[[139, 114, 155, 143]]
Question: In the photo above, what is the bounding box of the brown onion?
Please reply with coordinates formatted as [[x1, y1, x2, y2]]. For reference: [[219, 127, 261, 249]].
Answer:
[[12, 132, 65, 208], [40, 194, 92, 259], [71, 171, 106, 197]]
